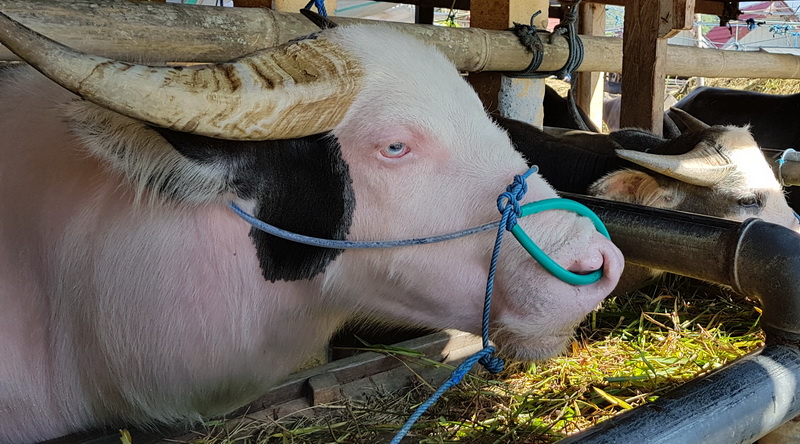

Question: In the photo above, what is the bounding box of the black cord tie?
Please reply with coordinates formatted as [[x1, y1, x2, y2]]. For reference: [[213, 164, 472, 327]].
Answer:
[[506, 1, 584, 80]]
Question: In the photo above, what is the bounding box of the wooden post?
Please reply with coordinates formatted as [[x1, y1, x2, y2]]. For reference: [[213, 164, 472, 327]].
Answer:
[[415, 6, 434, 24], [468, 0, 548, 124], [620, 0, 694, 134], [576, 2, 605, 131]]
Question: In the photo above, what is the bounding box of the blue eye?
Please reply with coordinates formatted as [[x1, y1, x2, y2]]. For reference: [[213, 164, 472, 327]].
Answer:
[[382, 142, 409, 158]]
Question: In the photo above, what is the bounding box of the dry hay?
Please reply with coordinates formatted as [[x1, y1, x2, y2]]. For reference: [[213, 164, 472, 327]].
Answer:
[[167, 275, 762, 443]]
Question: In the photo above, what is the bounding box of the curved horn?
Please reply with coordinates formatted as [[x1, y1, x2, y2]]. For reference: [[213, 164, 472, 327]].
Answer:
[[0, 12, 362, 140], [616, 143, 734, 187], [668, 107, 710, 133]]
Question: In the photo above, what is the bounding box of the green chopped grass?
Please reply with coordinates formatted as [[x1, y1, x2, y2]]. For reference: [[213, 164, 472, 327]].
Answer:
[[174, 274, 763, 443]]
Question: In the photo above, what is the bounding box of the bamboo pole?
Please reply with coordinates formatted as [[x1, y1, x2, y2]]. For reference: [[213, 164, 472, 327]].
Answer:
[[2, 0, 800, 79]]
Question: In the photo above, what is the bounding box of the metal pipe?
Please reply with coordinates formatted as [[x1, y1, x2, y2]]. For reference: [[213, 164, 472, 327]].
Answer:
[[564, 195, 741, 286], [559, 344, 800, 444], [558, 194, 800, 442], [4, 0, 800, 79], [764, 148, 800, 187]]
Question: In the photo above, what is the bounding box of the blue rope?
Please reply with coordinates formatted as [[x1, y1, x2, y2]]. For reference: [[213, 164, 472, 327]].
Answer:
[[229, 202, 500, 249], [303, 0, 327, 17], [388, 168, 537, 444]]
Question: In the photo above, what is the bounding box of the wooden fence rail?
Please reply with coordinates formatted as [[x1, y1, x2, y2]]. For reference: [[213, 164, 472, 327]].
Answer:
[[2, 0, 800, 79]]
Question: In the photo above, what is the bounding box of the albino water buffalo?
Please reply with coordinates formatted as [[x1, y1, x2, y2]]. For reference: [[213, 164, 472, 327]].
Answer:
[[0, 13, 624, 443]]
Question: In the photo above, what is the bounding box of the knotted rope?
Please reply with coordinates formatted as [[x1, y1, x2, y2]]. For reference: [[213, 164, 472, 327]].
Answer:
[[507, 1, 584, 80]]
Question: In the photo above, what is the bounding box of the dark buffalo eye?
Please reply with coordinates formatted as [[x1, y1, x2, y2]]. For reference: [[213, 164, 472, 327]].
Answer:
[[738, 195, 761, 208]]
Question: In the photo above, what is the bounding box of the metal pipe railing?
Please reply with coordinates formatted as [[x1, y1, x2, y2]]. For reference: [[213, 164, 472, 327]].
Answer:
[[559, 343, 800, 444], [557, 195, 800, 443]]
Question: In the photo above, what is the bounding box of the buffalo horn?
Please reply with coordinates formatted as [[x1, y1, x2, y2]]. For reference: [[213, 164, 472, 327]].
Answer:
[[616, 143, 734, 187], [668, 107, 710, 133], [0, 12, 362, 140]]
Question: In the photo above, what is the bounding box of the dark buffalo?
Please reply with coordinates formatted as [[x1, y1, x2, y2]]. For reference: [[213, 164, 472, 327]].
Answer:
[[670, 86, 800, 149], [542, 84, 599, 132]]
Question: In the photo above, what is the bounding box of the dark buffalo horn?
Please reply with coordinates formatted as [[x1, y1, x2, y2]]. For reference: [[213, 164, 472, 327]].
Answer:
[[662, 113, 682, 139], [668, 107, 711, 133]]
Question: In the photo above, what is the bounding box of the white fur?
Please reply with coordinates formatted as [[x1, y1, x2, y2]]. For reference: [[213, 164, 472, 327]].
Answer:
[[0, 26, 623, 442], [592, 126, 799, 232]]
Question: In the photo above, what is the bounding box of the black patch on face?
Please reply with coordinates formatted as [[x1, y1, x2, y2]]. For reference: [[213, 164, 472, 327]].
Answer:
[[154, 128, 354, 282]]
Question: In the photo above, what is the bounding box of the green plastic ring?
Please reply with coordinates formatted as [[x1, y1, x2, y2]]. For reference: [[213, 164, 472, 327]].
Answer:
[[509, 198, 611, 286]]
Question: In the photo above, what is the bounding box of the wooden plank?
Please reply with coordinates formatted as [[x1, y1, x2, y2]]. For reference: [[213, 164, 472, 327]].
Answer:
[[586, 0, 722, 16], [462, 0, 512, 112], [620, 0, 666, 134], [42, 330, 483, 443], [577, 1, 605, 130]]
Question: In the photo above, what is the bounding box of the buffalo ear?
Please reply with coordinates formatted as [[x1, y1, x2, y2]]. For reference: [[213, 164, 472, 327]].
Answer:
[[610, 129, 668, 153], [65, 100, 237, 204], [589, 170, 681, 208]]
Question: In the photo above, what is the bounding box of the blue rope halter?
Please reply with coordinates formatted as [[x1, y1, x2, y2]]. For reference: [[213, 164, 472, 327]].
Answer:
[[228, 166, 611, 443]]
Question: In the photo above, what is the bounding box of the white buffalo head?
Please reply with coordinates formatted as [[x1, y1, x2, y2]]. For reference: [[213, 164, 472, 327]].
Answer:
[[591, 110, 799, 232]]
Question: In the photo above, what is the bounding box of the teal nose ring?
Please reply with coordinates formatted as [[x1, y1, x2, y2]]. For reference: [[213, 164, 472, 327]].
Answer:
[[510, 198, 611, 286]]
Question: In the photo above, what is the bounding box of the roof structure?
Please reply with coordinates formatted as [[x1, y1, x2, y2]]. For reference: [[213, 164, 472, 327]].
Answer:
[[706, 1, 799, 49]]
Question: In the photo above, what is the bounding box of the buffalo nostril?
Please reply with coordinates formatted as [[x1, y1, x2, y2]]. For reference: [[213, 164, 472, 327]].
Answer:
[[567, 251, 605, 276]]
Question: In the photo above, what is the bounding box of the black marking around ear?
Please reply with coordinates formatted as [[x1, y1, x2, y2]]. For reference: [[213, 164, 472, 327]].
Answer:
[[155, 129, 354, 282]]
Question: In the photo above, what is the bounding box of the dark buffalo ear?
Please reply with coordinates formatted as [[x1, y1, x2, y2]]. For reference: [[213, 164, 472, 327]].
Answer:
[[609, 129, 668, 153]]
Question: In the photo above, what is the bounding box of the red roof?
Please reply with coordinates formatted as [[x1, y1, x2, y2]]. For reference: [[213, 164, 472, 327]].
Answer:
[[706, 1, 797, 48]]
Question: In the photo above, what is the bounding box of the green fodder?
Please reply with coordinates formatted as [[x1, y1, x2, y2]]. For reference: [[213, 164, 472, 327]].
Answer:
[[175, 275, 762, 443]]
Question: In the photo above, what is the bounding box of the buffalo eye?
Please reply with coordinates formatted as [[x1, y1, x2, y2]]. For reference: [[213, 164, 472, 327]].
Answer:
[[381, 142, 409, 158], [737, 195, 762, 208]]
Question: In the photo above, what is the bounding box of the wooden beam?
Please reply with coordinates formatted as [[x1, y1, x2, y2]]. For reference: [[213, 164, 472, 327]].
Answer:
[[586, 0, 722, 16], [6, 0, 800, 80], [576, 1, 605, 130], [620, 0, 694, 134], [620, 0, 667, 134]]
